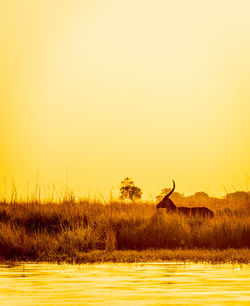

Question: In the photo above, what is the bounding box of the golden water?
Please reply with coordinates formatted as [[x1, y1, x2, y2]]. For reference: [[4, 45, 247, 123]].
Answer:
[[0, 263, 249, 305]]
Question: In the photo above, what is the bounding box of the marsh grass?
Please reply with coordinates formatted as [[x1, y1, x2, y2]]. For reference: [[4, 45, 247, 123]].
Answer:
[[0, 197, 249, 263]]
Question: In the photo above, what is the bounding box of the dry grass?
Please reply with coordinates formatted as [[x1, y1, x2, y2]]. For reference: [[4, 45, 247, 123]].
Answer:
[[0, 197, 249, 263]]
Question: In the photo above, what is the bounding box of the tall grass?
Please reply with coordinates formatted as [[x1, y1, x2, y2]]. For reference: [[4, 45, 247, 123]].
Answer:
[[0, 197, 249, 262]]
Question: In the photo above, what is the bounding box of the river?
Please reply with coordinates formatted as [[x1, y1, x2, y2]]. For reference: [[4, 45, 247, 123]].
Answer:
[[0, 263, 249, 305]]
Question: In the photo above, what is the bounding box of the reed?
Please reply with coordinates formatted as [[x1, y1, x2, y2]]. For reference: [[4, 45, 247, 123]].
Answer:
[[0, 197, 249, 262]]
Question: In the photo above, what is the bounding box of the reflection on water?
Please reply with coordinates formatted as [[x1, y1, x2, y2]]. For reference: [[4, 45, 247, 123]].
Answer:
[[0, 262, 249, 305]]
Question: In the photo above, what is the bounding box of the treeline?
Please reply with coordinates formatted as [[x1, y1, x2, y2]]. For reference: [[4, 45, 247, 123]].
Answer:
[[156, 190, 250, 209]]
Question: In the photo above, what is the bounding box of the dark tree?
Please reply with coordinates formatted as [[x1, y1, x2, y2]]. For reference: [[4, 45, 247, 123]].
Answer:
[[119, 177, 142, 201]]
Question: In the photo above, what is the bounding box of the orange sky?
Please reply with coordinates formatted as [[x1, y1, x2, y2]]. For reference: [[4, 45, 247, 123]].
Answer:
[[0, 0, 250, 200]]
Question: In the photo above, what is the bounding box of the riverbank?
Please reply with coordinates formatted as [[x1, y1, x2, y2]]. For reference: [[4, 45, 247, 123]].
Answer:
[[0, 249, 249, 265]]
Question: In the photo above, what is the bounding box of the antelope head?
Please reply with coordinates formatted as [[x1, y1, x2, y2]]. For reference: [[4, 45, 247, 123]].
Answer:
[[157, 180, 176, 211]]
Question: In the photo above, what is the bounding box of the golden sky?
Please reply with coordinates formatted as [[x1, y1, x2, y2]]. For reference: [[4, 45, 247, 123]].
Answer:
[[0, 0, 250, 200]]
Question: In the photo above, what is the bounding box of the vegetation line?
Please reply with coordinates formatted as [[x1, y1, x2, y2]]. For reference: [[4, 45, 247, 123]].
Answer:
[[1, 249, 249, 264], [0, 197, 249, 263]]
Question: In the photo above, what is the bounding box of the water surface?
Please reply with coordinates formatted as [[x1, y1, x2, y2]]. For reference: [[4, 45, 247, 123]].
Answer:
[[0, 263, 249, 305]]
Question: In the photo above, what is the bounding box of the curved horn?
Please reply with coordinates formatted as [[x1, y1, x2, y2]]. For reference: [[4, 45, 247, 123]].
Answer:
[[165, 180, 175, 198]]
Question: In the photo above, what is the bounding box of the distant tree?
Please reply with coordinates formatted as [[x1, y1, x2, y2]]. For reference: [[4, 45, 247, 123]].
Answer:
[[119, 177, 142, 201], [226, 191, 250, 205], [155, 188, 171, 202], [156, 188, 183, 202], [185, 191, 210, 205], [193, 192, 210, 200]]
